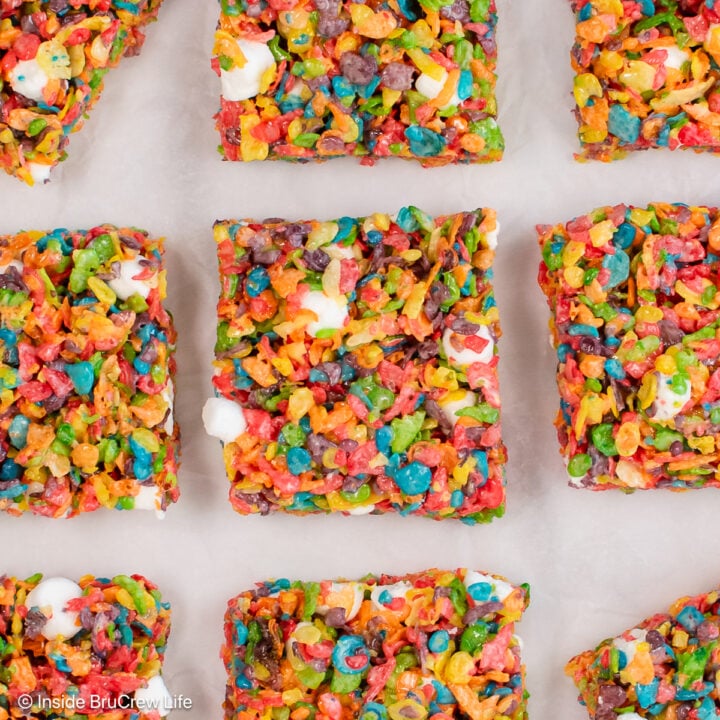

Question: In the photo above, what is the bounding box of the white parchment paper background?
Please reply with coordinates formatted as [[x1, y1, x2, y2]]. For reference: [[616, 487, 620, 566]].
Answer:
[[2, 1, 720, 717]]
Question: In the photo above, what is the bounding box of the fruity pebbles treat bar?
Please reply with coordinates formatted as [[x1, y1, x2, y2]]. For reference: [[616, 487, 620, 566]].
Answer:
[[570, 0, 720, 161], [566, 586, 720, 720], [204, 208, 506, 522], [537, 203, 720, 491], [222, 568, 530, 720], [0, 0, 166, 185], [0, 225, 178, 517], [0, 573, 173, 718], [212, 0, 503, 166]]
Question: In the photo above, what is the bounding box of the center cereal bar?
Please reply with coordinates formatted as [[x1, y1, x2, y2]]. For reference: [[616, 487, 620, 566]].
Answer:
[[204, 208, 506, 522]]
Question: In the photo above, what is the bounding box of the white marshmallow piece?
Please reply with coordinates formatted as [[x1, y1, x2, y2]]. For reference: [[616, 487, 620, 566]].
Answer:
[[663, 45, 689, 70], [347, 504, 375, 515], [443, 325, 494, 368], [28, 163, 51, 185], [316, 582, 365, 621], [133, 485, 165, 519], [464, 570, 514, 601], [26, 577, 83, 640], [485, 220, 499, 250], [650, 372, 691, 421], [10, 59, 48, 102], [221, 40, 276, 101], [202, 397, 248, 444], [613, 629, 646, 664], [107, 258, 153, 300], [300, 290, 349, 337], [415, 69, 460, 109], [439, 391, 477, 427], [134, 676, 173, 718], [370, 581, 413, 611]]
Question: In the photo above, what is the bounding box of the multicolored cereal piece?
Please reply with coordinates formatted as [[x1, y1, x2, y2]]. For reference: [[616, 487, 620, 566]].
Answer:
[[570, 0, 720, 161], [205, 208, 505, 522], [0, 573, 172, 718], [222, 568, 530, 720], [566, 587, 720, 720], [0, 1, 166, 185], [212, 0, 503, 166], [537, 203, 720, 491], [0, 225, 179, 517]]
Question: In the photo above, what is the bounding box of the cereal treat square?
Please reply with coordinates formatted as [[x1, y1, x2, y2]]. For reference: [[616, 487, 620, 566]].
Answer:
[[212, 0, 503, 166], [205, 208, 505, 522], [0, 573, 173, 718], [0, 225, 179, 517], [570, 0, 720, 161], [222, 568, 530, 720], [0, 1, 166, 186], [537, 203, 720, 491], [566, 587, 720, 720]]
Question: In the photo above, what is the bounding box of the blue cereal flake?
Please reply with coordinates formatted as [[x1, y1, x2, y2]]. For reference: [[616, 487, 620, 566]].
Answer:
[[608, 105, 641, 144], [568, 324, 600, 337], [427, 630, 450, 653], [601, 248, 630, 288], [613, 222, 636, 250], [457, 70, 474, 101], [467, 582, 492, 601], [677, 605, 705, 633], [245, 267, 270, 297], [394, 461, 432, 495], [287, 447, 312, 475], [604, 358, 626, 379], [8, 415, 29, 450], [578, 2, 592, 20], [636, 677, 659, 709], [394, 207, 420, 233], [639, 0, 655, 14], [404, 126, 447, 157], [66, 361, 95, 395]]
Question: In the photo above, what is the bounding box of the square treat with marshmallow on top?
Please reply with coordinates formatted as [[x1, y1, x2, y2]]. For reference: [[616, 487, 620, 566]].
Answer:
[[0, 225, 179, 517], [1, 573, 173, 718], [538, 202, 720, 491], [212, 0, 503, 166], [204, 207, 506, 522], [222, 568, 530, 720]]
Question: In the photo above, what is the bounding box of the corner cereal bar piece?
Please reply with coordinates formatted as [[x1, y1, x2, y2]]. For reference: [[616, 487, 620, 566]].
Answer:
[[566, 587, 720, 720], [0, 225, 179, 517], [205, 208, 505, 523], [570, 0, 720, 161], [0, 1, 167, 185], [0, 573, 172, 718], [538, 203, 720, 491], [222, 568, 530, 720], [213, 0, 503, 166]]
